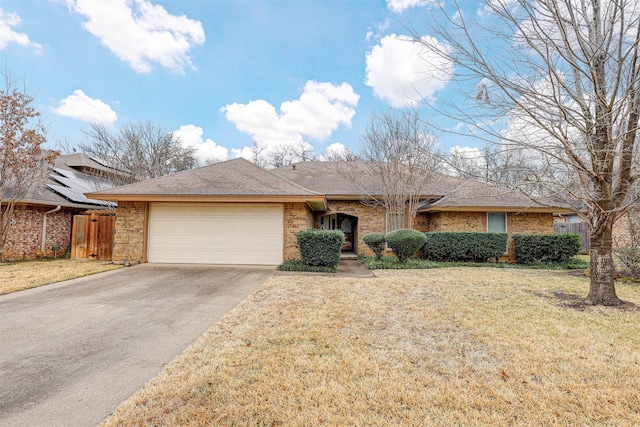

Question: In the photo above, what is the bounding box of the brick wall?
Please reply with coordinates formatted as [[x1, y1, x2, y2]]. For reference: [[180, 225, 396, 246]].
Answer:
[[316, 200, 386, 256], [427, 211, 486, 232], [613, 209, 638, 248], [112, 201, 148, 263], [283, 202, 315, 261], [2, 205, 74, 259], [426, 210, 554, 260], [508, 212, 554, 234]]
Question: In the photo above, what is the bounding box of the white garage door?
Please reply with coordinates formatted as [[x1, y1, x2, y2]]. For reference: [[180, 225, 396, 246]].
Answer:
[[148, 203, 284, 265]]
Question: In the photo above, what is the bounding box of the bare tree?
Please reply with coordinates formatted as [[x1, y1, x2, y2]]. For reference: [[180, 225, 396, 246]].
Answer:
[[446, 144, 568, 197], [420, 0, 640, 305], [269, 140, 316, 168], [0, 76, 56, 260], [79, 121, 198, 184], [354, 109, 441, 230], [320, 145, 359, 162], [247, 141, 268, 168]]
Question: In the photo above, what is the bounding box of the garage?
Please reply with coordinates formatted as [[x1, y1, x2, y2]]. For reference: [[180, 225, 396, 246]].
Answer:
[[148, 202, 284, 265]]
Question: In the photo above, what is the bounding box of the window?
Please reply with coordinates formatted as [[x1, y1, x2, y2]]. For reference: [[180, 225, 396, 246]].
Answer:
[[487, 212, 507, 233], [566, 215, 579, 224], [386, 212, 404, 233]]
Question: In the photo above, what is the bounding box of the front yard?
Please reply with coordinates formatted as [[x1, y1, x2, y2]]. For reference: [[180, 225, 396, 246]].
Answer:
[[101, 268, 640, 426], [0, 259, 122, 295]]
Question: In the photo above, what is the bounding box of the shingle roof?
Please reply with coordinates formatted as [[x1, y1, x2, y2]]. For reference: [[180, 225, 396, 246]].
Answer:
[[422, 180, 554, 211], [85, 159, 570, 213], [271, 161, 465, 197], [273, 161, 568, 212], [89, 158, 325, 198]]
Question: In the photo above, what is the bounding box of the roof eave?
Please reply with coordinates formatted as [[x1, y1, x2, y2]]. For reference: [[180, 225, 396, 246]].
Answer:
[[420, 206, 574, 214], [86, 193, 328, 211], [6, 198, 113, 210]]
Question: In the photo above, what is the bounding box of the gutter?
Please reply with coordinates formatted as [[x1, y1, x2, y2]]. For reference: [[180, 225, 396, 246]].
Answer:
[[41, 205, 61, 252]]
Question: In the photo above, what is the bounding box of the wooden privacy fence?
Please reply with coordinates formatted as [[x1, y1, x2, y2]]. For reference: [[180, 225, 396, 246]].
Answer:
[[554, 222, 590, 254], [71, 212, 115, 260]]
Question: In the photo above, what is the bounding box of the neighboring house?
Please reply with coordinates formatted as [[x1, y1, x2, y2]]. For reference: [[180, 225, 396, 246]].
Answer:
[[87, 158, 573, 266], [1, 153, 119, 259]]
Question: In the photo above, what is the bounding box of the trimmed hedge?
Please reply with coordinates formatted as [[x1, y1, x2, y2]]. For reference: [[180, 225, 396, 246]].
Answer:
[[296, 228, 345, 267], [421, 232, 508, 262], [362, 232, 386, 260], [513, 233, 581, 264], [385, 229, 426, 263]]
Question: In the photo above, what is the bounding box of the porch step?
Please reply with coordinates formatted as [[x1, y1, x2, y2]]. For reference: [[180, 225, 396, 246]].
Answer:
[[340, 252, 359, 260]]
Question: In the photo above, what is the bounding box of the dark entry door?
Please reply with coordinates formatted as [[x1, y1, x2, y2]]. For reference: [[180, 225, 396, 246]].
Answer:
[[338, 215, 355, 252]]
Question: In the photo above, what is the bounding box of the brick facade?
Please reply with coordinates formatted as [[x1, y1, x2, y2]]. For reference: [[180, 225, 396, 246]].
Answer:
[[2, 205, 74, 259], [109, 199, 557, 264], [613, 209, 639, 248], [316, 200, 386, 256], [283, 202, 315, 261], [427, 211, 486, 232], [112, 201, 315, 264], [307, 206, 555, 260], [112, 201, 148, 263], [426, 210, 554, 259]]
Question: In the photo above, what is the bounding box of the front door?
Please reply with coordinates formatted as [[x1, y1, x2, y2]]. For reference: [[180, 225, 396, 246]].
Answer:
[[338, 215, 356, 252]]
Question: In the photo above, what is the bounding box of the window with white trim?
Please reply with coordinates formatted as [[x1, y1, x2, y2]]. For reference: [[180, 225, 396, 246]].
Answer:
[[487, 212, 507, 233], [386, 212, 404, 233]]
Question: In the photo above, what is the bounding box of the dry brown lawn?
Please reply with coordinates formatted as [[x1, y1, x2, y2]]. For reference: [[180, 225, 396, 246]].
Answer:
[[0, 259, 122, 295], [101, 268, 640, 426]]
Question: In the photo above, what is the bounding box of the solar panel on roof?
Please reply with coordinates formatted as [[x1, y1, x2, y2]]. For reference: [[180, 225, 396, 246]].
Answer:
[[46, 184, 116, 207]]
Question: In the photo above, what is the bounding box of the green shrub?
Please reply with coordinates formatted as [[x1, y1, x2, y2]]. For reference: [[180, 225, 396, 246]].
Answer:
[[385, 229, 426, 263], [513, 233, 581, 264], [296, 228, 345, 267], [277, 259, 337, 273], [362, 232, 386, 260], [422, 232, 508, 262]]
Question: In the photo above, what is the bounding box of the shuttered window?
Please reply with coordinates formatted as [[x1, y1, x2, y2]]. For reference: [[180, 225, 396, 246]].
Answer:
[[487, 212, 507, 233]]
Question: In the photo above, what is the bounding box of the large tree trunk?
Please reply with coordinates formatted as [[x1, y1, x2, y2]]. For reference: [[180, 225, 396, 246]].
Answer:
[[586, 214, 623, 306]]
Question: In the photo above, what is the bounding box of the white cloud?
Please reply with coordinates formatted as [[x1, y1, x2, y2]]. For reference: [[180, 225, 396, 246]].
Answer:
[[450, 146, 485, 163], [0, 8, 42, 52], [67, 0, 205, 73], [319, 142, 350, 160], [365, 20, 390, 42], [173, 124, 228, 165], [365, 34, 453, 108], [53, 89, 117, 125], [446, 145, 487, 176], [386, 0, 436, 13], [222, 81, 359, 164]]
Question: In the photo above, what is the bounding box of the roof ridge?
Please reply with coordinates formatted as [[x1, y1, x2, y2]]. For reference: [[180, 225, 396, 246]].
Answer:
[[262, 164, 325, 196]]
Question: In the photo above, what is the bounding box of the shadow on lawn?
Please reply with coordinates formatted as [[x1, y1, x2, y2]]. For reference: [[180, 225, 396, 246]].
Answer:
[[527, 289, 639, 311]]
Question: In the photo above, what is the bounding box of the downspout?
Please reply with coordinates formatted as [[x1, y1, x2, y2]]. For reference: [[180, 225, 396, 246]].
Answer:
[[41, 206, 61, 253]]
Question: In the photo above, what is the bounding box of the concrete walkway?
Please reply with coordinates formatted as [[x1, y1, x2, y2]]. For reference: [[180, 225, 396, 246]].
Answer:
[[0, 264, 273, 427]]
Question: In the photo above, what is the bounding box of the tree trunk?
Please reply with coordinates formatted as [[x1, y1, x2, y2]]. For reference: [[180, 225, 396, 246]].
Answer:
[[586, 214, 623, 306]]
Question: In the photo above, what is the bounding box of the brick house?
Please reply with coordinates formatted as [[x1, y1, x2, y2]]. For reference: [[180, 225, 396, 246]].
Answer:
[[87, 158, 573, 265], [1, 153, 119, 259]]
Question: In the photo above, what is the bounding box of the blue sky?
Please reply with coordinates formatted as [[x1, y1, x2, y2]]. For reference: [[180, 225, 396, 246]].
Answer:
[[0, 0, 481, 165]]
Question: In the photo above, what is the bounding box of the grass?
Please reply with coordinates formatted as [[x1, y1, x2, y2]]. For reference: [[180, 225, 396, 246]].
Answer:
[[101, 268, 640, 426], [361, 255, 590, 270], [0, 259, 122, 295]]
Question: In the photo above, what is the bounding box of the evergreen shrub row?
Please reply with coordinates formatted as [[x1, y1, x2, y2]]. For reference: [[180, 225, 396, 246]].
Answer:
[[421, 232, 508, 262], [512, 233, 581, 264]]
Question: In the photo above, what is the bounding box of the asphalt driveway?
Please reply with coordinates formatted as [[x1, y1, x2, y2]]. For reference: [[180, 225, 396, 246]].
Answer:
[[0, 263, 274, 427]]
